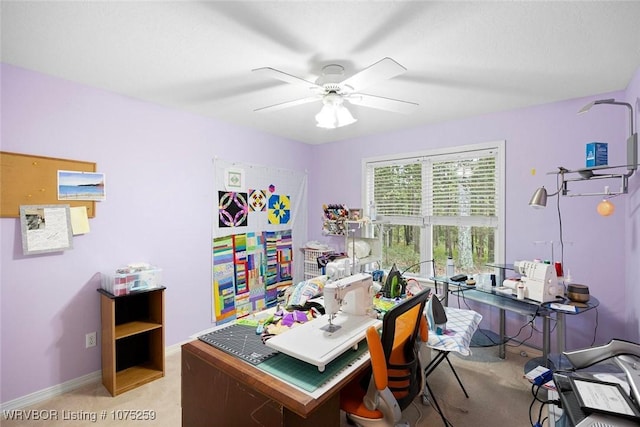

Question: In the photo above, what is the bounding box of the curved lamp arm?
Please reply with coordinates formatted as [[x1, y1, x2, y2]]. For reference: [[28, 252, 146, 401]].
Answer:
[[579, 98, 634, 137]]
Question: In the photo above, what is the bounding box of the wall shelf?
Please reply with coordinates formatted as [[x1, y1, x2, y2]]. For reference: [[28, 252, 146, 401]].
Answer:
[[546, 163, 638, 197], [320, 217, 384, 272], [543, 97, 637, 198]]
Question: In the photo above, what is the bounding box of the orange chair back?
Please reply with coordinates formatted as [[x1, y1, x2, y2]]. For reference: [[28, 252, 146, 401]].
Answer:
[[379, 289, 430, 409]]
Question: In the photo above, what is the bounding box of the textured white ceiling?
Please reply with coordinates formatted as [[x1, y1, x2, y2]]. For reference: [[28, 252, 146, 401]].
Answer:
[[2, 1, 640, 144]]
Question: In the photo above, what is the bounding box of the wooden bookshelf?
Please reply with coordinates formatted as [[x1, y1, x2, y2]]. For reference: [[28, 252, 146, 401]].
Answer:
[[99, 287, 165, 396]]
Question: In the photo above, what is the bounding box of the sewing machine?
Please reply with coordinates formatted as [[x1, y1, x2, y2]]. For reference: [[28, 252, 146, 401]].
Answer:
[[513, 260, 561, 303], [323, 272, 375, 331], [265, 273, 380, 371]]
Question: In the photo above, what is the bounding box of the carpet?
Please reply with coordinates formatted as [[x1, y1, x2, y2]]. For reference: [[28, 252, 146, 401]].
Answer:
[[341, 344, 545, 427]]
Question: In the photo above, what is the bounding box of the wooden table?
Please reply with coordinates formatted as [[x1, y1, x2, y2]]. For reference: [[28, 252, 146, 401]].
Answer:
[[181, 339, 370, 427]]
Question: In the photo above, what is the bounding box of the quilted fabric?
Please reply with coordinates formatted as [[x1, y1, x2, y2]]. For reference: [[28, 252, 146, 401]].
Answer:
[[268, 194, 290, 224], [218, 191, 248, 227], [426, 307, 482, 356], [248, 189, 267, 212]]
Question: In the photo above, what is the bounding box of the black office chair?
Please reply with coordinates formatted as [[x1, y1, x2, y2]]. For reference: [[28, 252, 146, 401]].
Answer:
[[340, 289, 430, 426]]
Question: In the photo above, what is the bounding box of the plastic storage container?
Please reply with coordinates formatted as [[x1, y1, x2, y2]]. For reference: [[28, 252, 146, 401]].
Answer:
[[101, 267, 162, 296], [303, 248, 332, 280]]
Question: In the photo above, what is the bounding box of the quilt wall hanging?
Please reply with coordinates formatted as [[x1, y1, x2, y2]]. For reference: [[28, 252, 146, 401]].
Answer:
[[212, 230, 292, 322], [212, 158, 307, 323]]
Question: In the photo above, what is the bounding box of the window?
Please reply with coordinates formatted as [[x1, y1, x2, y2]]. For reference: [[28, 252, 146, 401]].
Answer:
[[363, 141, 505, 278]]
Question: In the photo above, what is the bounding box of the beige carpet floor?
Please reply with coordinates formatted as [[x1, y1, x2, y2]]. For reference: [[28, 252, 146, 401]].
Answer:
[[1, 344, 548, 427]]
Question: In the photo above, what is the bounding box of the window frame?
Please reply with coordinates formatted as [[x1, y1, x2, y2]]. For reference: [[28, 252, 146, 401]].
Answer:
[[361, 140, 506, 277]]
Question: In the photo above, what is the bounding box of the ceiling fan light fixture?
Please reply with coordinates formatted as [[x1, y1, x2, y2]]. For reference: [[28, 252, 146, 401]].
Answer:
[[315, 94, 357, 129], [315, 104, 357, 129], [336, 105, 357, 127], [315, 104, 337, 129], [254, 58, 414, 129]]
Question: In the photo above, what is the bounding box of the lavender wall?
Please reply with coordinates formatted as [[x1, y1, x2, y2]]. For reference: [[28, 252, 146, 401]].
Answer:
[[0, 64, 312, 403], [309, 72, 640, 351], [2, 62, 638, 405], [623, 66, 640, 343]]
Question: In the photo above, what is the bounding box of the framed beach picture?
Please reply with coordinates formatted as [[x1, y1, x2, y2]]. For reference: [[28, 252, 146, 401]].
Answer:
[[58, 170, 106, 201], [20, 204, 74, 255]]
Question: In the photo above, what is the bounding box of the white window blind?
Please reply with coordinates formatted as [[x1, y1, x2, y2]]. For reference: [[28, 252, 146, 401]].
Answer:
[[363, 141, 504, 274], [366, 157, 423, 217], [426, 149, 498, 221], [366, 148, 498, 222]]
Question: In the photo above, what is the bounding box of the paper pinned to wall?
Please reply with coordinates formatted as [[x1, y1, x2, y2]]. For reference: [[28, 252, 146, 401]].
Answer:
[[70, 206, 90, 235], [20, 204, 73, 255]]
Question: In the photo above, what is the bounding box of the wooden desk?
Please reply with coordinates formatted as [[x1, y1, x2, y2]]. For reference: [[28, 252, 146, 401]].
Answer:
[[181, 339, 370, 427]]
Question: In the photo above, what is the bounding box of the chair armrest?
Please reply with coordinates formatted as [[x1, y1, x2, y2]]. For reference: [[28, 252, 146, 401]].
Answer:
[[366, 326, 387, 391], [375, 387, 402, 423]]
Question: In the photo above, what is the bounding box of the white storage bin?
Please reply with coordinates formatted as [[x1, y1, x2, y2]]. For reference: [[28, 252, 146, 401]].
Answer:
[[101, 267, 162, 296]]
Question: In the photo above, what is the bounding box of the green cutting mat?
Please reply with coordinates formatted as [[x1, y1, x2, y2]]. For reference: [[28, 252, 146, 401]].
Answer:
[[257, 341, 369, 392]]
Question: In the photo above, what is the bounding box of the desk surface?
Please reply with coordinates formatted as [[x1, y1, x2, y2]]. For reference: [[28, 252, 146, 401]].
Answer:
[[433, 276, 600, 364], [436, 277, 600, 315], [449, 287, 551, 315]]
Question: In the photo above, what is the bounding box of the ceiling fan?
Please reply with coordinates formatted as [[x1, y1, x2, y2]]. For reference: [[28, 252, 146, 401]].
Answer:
[[252, 57, 418, 129]]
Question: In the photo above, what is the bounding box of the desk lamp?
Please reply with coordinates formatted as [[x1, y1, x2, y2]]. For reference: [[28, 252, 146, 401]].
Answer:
[[529, 167, 567, 207], [529, 186, 560, 208]]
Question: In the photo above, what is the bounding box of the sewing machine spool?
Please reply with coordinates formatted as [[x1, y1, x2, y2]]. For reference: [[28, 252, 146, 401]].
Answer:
[[567, 284, 590, 303]]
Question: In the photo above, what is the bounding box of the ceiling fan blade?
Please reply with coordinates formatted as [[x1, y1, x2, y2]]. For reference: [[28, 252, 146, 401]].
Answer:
[[254, 96, 321, 113], [340, 57, 407, 92], [252, 67, 322, 90], [346, 93, 418, 114]]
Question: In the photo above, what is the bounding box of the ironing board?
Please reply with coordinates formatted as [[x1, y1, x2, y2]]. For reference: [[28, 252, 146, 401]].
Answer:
[[423, 306, 482, 426]]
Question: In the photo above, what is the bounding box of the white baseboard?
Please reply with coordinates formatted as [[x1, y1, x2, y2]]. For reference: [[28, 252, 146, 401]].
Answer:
[[1, 343, 187, 412], [165, 340, 187, 355], [0, 370, 101, 412]]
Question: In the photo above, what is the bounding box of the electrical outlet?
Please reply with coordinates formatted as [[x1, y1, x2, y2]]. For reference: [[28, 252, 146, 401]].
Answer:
[[86, 332, 96, 348]]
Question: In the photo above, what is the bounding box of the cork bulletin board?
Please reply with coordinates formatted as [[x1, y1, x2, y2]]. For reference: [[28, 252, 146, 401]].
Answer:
[[0, 151, 97, 218]]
